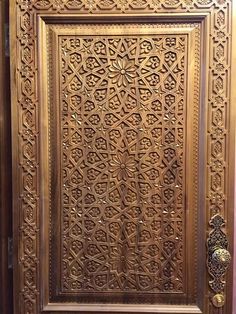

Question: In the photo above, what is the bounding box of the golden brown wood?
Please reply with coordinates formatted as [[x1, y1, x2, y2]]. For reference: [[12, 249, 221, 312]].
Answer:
[[10, 1, 235, 314]]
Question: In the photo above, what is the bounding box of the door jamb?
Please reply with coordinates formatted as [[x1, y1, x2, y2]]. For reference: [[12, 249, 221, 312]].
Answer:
[[0, 1, 13, 313]]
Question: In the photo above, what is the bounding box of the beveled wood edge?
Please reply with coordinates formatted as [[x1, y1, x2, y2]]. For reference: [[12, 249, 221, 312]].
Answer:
[[38, 14, 50, 308], [196, 12, 210, 312], [42, 303, 202, 313], [36, 12, 209, 25]]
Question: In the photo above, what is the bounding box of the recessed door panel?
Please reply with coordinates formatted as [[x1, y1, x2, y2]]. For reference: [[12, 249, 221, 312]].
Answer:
[[42, 22, 199, 305]]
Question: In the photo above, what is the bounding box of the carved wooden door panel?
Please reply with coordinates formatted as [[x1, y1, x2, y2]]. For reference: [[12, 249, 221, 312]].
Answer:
[[10, 1, 235, 314]]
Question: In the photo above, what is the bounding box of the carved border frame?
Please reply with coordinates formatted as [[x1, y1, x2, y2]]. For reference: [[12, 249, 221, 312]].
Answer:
[[10, 1, 234, 314]]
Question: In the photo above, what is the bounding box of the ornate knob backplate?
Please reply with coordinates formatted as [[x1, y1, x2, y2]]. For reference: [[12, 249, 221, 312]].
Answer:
[[207, 215, 231, 308], [212, 248, 231, 267]]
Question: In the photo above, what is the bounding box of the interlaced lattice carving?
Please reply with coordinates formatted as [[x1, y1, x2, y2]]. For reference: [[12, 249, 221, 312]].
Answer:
[[207, 215, 229, 293], [59, 34, 186, 292]]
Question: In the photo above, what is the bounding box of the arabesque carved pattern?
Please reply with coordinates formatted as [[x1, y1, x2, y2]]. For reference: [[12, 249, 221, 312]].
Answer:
[[59, 34, 186, 293], [15, 0, 232, 313], [207, 215, 229, 294]]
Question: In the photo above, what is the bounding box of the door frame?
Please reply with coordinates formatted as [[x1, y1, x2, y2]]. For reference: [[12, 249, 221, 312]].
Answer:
[[0, 1, 13, 314]]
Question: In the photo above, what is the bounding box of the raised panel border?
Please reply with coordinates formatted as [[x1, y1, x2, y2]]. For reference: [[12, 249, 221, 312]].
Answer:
[[38, 14, 203, 310]]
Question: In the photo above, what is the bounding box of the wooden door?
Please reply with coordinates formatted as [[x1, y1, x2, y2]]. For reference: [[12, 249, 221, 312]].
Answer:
[[10, 1, 235, 314]]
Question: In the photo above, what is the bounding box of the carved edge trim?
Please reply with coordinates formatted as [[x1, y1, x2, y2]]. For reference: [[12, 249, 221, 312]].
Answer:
[[206, 3, 232, 312], [192, 23, 201, 301]]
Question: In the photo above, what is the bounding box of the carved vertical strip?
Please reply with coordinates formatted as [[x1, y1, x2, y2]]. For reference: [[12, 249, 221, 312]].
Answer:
[[17, 1, 39, 313], [206, 2, 231, 311]]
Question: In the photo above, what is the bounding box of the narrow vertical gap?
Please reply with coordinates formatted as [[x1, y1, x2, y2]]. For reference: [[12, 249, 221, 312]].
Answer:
[[0, 0, 13, 313]]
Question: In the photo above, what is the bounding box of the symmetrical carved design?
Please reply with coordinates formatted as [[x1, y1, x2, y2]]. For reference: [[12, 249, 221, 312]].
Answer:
[[14, 0, 232, 313], [207, 215, 230, 294], [58, 34, 187, 293]]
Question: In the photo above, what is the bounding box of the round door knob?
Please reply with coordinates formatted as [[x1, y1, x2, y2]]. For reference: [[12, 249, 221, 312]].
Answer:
[[212, 294, 225, 308], [212, 248, 231, 267]]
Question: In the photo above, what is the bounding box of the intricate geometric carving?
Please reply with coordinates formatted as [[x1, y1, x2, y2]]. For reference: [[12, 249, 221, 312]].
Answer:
[[56, 32, 187, 294], [13, 0, 232, 313]]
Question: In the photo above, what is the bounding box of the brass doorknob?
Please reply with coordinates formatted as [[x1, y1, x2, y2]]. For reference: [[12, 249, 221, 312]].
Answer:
[[212, 294, 225, 308], [212, 248, 231, 267]]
